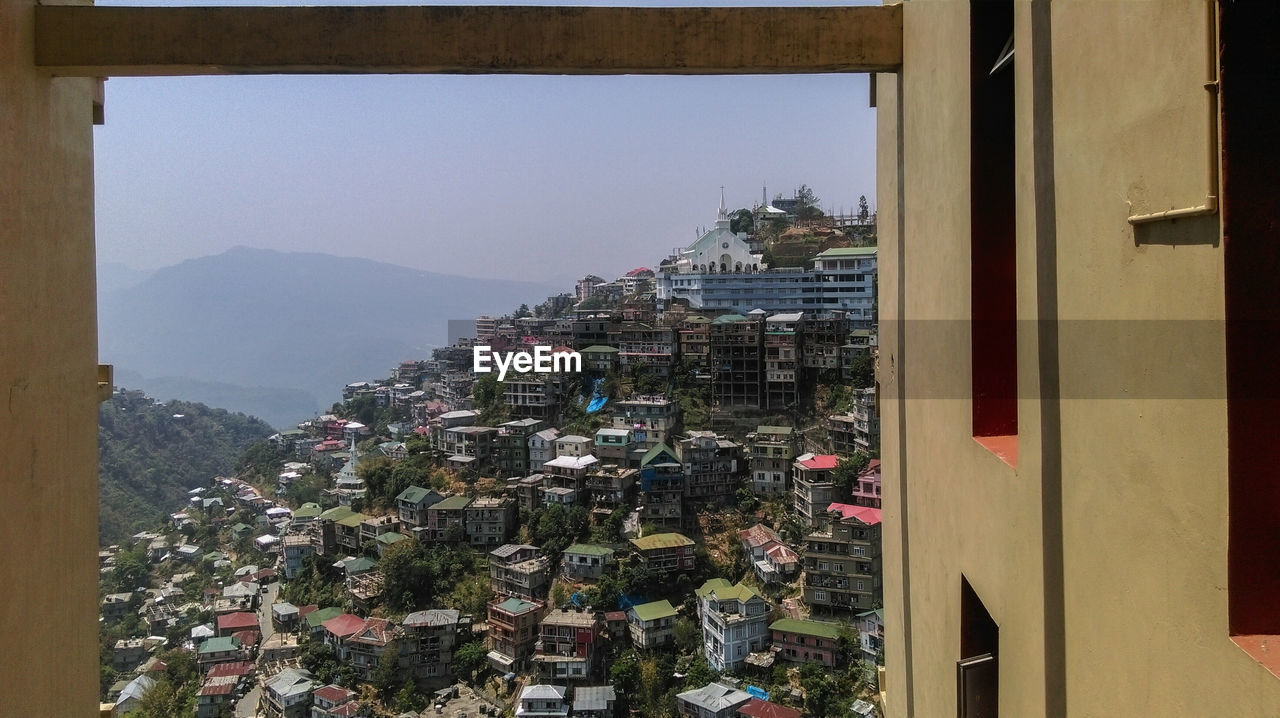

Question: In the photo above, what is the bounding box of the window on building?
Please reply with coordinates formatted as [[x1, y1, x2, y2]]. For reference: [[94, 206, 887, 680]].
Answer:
[[959, 575, 999, 718], [969, 0, 1018, 467]]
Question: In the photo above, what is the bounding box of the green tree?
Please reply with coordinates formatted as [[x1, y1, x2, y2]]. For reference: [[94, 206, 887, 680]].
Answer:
[[795, 184, 823, 220], [857, 194, 870, 224], [371, 641, 402, 698], [673, 617, 701, 655], [729, 208, 754, 234], [380, 539, 435, 611], [514, 304, 532, 319], [471, 373, 508, 425], [831, 452, 871, 494], [110, 548, 150, 593], [849, 353, 875, 389], [451, 640, 488, 682], [395, 678, 424, 713], [683, 655, 717, 688]]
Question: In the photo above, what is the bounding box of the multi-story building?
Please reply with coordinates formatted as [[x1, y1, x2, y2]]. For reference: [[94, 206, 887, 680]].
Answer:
[[617, 322, 678, 377], [465, 496, 516, 548], [516, 684, 569, 718], [487, 596, 545, 673], [527, 428, 561, 473], [570, 316, 619, 348], [769, 618, 840, 667], [496, 418, 544, 476], [503, 374, 561, 423], [490, 544, 551, 600], [425, 495, 471, 542], [584, 464, 637, 509], [612, 396, 680, 452], [395, 485, 443, 528], [343, 617, 396, 680], [439, 425, 497, 470], [638, 443, 685, 529], [554, 434, 592, 458], [579, 344, 620, 374], [401, 609, 469, 685], [739, 523, 799, 585], [856, 608, 883, 666], [533, 608, 604, 683], [849, 386, 879, 455], [800, 312, 848, 372], [310, 684, 359, 718], [809, 246, 876, 328], [850, 460, 881, 509], [677, 315, 712, 371], [627, 599, 678, 649], [695, 578, 770, 673], [709, 313, 764, 409], [281, 535, 314, 580], [746, 425, 798, 498], [802, 503, 881, 616], [593, 428, 634, 465], [792, 453, 838, 529], [678, 431, 741, 503], [630, 532, 696, 577], [764, 312, 803, 410], [542, 453, 598, 505], [259, 668, 318, 718], [561, 544, 615, 581]]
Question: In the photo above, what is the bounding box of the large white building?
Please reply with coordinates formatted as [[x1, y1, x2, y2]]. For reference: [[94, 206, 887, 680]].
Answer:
[[656, 204, 876, 325], [695, 578, 770, 673]]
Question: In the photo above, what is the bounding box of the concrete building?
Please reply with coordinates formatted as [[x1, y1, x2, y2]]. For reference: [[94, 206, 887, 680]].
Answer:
[[764, 312, 803, 409], [516, 684, 569, 718], [792, 453, 838, 529], [850, 459, 881, 509], [746, 425, 798, 498], [800, 312, 848, 371], [426, 495, 471, 542], [709, 313, 764, 410], [638, 443, 685, 529], [830, 388, 879, 457], [695, 578, 770, 673], [487, 596, 545, 673], [584, 463, 637, 509], [465, 496, 516, 548], [561, 544, 615, 581], [611, 396, 681, 452], [260, 667, 318, 718], [401, 608, 470, 685], [555, 434, 593, 458], [627, 599, 678, 649], [528, 427, 561, 472], [490, 544, 551, 600], [533, 607, 604, 683], [503, 374, 561, 422], [630, 532, 696, 577], [496, 418, 545, 476], [617, 322, 678, 377], [675, 682, 752, 718], [769, 618, 839, 667], [678, 431, 742, 503], [803, 503, 881, 616], [593, 427, 634, 465], [395, 485, 443, 528]]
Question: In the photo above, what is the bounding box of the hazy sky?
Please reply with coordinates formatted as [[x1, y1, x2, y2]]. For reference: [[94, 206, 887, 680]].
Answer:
[[93, 0, 878, 287]]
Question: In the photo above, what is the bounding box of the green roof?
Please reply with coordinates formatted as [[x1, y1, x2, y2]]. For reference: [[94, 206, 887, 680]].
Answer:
[[344, 556, 377, 573], [396, 485, 431, 504], [280, 429, 305, 437], [294, 503, 322, 519], [565, 544, 613, 557], [695, 578, 760, 602], [630, 599, 678, 622], [814, 246, 878, 258], [319, 506, 356, 522], [769, 618, 841, 640], [631, 532, 694, 551], [376, 531, 408, 545], [580, 345, 620, 354], [755, 425, 793, 436], [335, 513, 369, 528], [711, 314, 748, 324], [305, 606, 343, 628], [682, 315, 710, 324], [640, 442, 679, 467], [857, 608, 884, 621], [494, 597, 538, 615], [231, 523, 252, 533], [432, 495, 472, 511], [198, 636, 241, 654]]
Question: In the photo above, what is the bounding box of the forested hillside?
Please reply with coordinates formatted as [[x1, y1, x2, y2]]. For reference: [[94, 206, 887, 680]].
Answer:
[[98, 389, 274, 544]]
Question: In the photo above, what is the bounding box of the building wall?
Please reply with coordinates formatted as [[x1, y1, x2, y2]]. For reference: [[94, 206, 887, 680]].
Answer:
[[878, 1, 1280, 716], [0, 0, 100, 713]]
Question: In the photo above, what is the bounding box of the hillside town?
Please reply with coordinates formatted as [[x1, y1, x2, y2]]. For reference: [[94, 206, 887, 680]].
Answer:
[[98, 190, 885, 718]]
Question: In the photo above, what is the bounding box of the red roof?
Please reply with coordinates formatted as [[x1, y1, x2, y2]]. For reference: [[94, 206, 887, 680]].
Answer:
[[740, 523, 781, 549], [217, 612, 259, 631], [348, 617, 395, 646], [206, 661, 254, 678], [604, 611, 627, 622], [330, 703, 363, 717], [763, 542, 799, 564], [625, 267, 652, 276], [297, 604, 319, 618], [737, 698, 802, 718], [199, 677, 238, 697], [798, 454, 839, 470], [551, 345, 575, 354], [827, 503, 883, 526], [322, 613, 366, 639], [313, 685, 356, 704], [148, 659, 169, 674], [231, 629, 260, 647]]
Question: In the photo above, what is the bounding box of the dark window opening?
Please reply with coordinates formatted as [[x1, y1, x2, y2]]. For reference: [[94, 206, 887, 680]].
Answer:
[[1221, 0, 1280, 677], [958, 576, 999, 718], [970, 0, 1018, 463]]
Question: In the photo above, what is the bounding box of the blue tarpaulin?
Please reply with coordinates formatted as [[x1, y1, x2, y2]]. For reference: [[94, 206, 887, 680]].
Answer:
[[747, 686, 770, 701]]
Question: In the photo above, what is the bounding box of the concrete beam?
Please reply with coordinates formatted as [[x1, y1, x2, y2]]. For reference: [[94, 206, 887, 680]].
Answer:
[[33, 4, 902, 77]]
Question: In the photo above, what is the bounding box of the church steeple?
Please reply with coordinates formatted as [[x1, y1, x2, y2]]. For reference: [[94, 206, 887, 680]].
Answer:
[[715, 186, 731, 229]]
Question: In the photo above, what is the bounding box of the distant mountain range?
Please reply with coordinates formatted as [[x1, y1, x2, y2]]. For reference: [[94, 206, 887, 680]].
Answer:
[[98, 247, 556, 429]]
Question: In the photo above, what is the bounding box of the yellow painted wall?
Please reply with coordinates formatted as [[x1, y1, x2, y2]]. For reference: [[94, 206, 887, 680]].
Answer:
[[879, 0, 1280, 715], [0, 0, 101, 713]]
